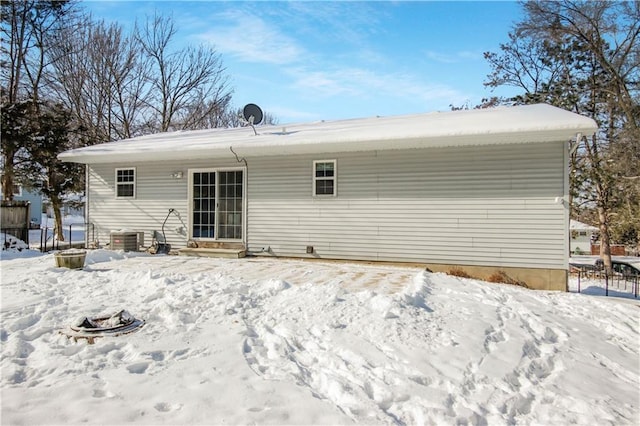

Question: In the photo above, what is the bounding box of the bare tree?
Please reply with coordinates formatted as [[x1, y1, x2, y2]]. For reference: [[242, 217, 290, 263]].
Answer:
[[1, 1, 29, 104], [136, 13, 232, 132], [51, 16, 148, 143], [179, 91, 233, 129], [519, 1, 639, 129], [0, 0, 77, 199], [50, 11, 241, 144], [221, 107, 279, 128]]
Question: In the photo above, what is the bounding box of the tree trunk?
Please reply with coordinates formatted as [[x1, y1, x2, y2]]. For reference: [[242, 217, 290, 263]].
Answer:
[[1, 150, 17, 201], [597, 205, 612, 274], [50, 194, 65, 242]]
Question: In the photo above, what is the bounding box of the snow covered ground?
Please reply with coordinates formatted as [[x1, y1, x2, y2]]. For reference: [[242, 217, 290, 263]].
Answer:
[[569, 255, 639, 300], [569, 276, 639, 300], [1, 250, 638, 425], [28, 214, 86, 251]]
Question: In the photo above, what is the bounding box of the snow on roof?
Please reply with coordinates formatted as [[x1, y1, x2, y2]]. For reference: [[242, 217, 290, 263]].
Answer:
[[570, 220, 599, 232], [59, 103, 598, 164]]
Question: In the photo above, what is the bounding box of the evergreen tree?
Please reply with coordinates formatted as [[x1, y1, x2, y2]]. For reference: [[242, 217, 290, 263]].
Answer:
[[15, 100, 85, 241], [7, 101, 84, 241], [1, 101, 33, 197]]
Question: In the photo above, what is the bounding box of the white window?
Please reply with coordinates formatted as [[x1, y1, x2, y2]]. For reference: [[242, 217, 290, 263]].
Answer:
[[313, 160, 336, 196], [115, 168, 136, 198]]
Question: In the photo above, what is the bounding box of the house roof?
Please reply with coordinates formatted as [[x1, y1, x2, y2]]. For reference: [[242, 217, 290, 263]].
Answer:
[[570, 220, 599, 232], [59, 103, 598, 164]]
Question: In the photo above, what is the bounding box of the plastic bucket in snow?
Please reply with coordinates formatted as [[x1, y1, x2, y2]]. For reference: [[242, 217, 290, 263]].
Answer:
[[54, 250, 86, 269]]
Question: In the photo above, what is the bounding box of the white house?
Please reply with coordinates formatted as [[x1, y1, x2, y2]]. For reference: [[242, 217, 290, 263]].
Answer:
[[570, 220, 598, 255], [59, 104, 597, 290]]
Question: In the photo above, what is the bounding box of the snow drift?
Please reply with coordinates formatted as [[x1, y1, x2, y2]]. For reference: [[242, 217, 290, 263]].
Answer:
[[1, 251, 638, 425]]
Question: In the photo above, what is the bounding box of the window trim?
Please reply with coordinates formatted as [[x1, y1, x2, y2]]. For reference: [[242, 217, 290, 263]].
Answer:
[[115, 167, 136, 199], [313, 159, 337, 197]]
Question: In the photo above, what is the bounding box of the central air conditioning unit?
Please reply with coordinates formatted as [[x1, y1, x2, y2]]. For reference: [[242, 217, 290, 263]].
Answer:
[[110, 231, 142, 252]]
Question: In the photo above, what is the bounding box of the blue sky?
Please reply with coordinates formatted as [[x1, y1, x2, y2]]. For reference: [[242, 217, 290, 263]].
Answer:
[[83, 1, 523, 124]]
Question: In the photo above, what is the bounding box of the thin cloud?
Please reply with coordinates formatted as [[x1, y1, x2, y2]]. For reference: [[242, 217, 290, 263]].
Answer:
[[267, 106, 318, 123], [196, 3, 387, 66], [197, 11, 304, 65], [192, 4, 477, 115], [289, 68, 360, 98], [288, 66, 466, 107], [283, 1, 387, 46]]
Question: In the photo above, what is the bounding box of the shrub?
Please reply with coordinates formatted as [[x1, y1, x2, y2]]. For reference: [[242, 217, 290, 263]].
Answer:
[[487, 270, 528, 288], [448, 267, 473, 279]]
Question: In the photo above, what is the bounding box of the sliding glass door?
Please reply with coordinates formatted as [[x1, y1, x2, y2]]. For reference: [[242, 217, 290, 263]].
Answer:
[[190, 169, 244, 241]]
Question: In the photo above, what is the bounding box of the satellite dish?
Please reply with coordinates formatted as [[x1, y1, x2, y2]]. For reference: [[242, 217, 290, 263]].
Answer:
[[243, 103, 263, 125]]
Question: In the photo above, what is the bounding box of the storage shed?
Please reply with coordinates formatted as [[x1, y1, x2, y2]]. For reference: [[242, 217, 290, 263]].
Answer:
[[59, 104, 598, 290]]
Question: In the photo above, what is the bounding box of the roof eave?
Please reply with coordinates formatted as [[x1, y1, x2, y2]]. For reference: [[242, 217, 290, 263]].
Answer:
[[58, 127, 596, 165]]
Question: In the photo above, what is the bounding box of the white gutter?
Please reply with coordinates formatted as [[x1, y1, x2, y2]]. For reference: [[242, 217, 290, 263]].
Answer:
[[59, 129, 597, 165]]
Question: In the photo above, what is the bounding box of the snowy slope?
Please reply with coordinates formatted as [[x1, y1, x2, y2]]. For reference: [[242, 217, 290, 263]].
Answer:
[[1, 251, 638, 425]]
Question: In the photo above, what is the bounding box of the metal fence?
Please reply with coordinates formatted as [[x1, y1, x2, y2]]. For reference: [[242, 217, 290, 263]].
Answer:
[[38, 223, 95, 252], [572, 265, 639, 298], [1, 222, 94, 253]]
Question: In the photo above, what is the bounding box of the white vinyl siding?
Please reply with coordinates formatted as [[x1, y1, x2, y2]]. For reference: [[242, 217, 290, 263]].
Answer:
[[86, 141, 567, 270], [246, 142, 567, 270], [88, 159, 240, 249]]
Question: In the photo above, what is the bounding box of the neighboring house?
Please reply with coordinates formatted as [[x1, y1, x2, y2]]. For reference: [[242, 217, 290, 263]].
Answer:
[[0, 185, 42, 227], [569, 220, 598, 255], [44, 193, 85, 219], [59, 104, 598, 291]]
